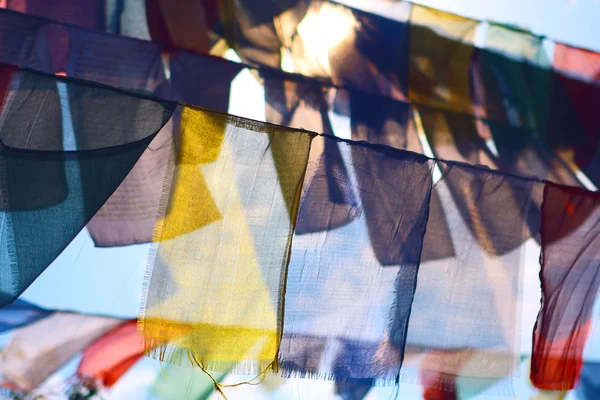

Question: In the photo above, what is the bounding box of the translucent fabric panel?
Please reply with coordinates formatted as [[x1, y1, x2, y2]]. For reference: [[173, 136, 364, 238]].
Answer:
[[532, 184, 600, 390], [0, 9, 156, 79], [151, 363, 227, 400], [65, 26, 165, 92], [550, 44, 600, 186], [348, 93, 456, 264], [145, 0, 218, 53], [554, 43, 600, 80], [3, 0, 106, 29], [401, 162, 538, 394], [86, 121, 174, 246], [0, 299, 50, 333], [348, 91, 454, 264], [280, 135, 433, 383], [419, 107, 541, 254], [59, 23, 170, 247], [0, 66, 174, 305], [220, 0, 304, 68], [167, 51, 243, 110], [419, 106, 499, 167], [484, 119, 581, 187], [348, 90, 417, 151], [0, 9, 51, 72], [1, 71, 172, 151], [1, 1, 150, 40], [419, 105, 580, 253], [0, 312, 121, 392], [263, 70, 330, 134], [76, 320, 146, 388], [473, 23, 551, 129], [140, 107, 313, 373], [88, 50, 242, 247], [263, 71, 358, 233], [0, 9, 243, 248], [105, 0, 151, 39], [289, 1, 411, 101], [408, 5, 477, 114]]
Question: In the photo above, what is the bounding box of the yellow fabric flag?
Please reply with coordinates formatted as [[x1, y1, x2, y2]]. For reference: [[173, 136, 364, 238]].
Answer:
[[408, 5, 478, 114], [139, 106, 313, 374]]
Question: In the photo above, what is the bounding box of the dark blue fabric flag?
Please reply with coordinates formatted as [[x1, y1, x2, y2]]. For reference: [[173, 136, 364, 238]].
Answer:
[[0, 299, 51, 333]]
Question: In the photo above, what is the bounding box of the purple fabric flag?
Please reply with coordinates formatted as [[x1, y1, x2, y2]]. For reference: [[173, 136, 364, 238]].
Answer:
[[0, 9, 53, 72], [263, 70, 360, 232], [348, 90, 454, 263]]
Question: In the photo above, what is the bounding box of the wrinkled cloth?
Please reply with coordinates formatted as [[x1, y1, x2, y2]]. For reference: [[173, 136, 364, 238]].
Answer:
[[417, 107, 579, 251], [532, 184, 600, 390], [140, 106, 313, 373], [0, 9, 246, 247]]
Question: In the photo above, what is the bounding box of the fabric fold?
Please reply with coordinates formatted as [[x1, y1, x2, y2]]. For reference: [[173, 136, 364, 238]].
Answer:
[[76, 320, 147, 388]]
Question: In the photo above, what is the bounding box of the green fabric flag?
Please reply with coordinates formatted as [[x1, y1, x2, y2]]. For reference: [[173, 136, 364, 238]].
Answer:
[[151, 364, 228, 400]]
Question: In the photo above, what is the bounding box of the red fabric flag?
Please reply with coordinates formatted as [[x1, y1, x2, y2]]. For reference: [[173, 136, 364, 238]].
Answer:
[[531, 184, 600, 390], [76, 320, 148, 387]]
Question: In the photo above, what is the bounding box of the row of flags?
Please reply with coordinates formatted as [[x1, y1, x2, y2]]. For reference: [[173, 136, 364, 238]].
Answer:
[[0, 1, 598, 399], [0, 62, 596, 398]]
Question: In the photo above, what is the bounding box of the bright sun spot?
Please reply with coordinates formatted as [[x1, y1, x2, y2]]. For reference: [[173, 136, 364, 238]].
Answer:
[[296, 3, 357, 75]]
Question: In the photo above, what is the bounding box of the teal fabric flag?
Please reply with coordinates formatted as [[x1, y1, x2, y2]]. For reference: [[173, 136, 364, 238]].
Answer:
[[0, 64, 174, 306]]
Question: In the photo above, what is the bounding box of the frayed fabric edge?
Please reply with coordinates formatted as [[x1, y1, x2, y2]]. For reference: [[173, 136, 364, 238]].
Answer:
[[143, 341, 278, 377], [278, 367, 400, 387]]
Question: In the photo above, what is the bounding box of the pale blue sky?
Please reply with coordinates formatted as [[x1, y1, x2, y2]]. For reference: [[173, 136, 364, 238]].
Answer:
[[9, 0, 600, 398]]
